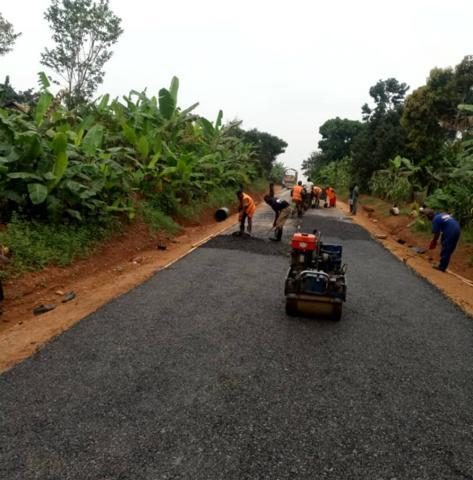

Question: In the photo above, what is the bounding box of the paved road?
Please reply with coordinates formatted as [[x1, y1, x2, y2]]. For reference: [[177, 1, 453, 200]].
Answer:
[[1, 201, 473, 479]]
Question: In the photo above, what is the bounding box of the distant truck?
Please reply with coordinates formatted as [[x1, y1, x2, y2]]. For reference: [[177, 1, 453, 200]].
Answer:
[[282, 168, 298, 189]]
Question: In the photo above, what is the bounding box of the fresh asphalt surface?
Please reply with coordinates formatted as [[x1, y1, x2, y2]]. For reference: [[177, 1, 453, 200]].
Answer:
[[1, 200, 473, 479]]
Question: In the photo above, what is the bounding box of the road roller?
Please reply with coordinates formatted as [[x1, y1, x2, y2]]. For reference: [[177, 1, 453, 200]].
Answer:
[[284, 231, 347, 320]]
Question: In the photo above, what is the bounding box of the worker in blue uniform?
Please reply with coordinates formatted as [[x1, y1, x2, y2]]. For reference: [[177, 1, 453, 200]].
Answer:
[[425, 209, 461, 272]]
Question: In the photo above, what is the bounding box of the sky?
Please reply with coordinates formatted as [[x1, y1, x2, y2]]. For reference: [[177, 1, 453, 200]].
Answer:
[[1, 0, 472, 175]]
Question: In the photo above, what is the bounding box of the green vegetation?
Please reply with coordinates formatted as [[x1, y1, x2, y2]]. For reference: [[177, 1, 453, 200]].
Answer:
[[412, 217, 432, 235], [369, 156, 419, 203], [0, 214, 114, 273], [140, 203, 181, 235], [303, 56, 473, 236], [0, 13, 20, 56], [41, 0, 123, 107], [0, 74, 285, 274], [269, 161, 286, 184], [0, 2, 287, 276], [307, 157, 351, 197], [0, 74, 283, 224]]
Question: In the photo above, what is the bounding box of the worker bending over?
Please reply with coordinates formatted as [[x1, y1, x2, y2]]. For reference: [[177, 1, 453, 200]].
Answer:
[[264, 195, 291, 241], [425, 209, 461, 272], [237, 190, 256, 236], [312, 185, 322, 208], [291, 181, 304, 218]]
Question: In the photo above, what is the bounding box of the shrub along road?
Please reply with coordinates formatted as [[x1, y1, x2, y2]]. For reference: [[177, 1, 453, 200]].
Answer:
[[1, 203, 473, 479]]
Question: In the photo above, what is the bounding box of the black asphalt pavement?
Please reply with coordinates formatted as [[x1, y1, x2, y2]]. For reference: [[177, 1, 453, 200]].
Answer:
[[1, 202, 473, 479]]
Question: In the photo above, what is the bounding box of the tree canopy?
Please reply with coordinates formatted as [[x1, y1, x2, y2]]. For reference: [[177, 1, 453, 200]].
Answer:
[[303, 57, 473, 227], [351, 78, 409, 187], [318, 117, 362, 164], [0, 13, 21, 56], [231, 127, 288, 175], [402, 56, 473, 167], [41, 0, 123, 107], [362, 78, 409, 120]]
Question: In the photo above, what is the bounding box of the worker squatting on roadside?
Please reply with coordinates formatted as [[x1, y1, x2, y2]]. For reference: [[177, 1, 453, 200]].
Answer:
[[424, 209, 461, 272], [236, 190, 256, 235], [264, 195, 291, 241], [291, 181, 304, 218]]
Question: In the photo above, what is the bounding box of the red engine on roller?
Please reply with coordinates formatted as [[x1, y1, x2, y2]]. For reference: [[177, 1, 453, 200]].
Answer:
[[290, 232, 318, 269]]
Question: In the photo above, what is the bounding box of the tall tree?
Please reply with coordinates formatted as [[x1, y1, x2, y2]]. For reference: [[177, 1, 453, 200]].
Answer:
[[402, 56, 473, 165], [318, 117, 362, 164], [0, 13, 21, 55], [362, 78, 409, 120], [41, 0, 123, 107], [352, 78, 409, 188], [231, 127, 288, 174]]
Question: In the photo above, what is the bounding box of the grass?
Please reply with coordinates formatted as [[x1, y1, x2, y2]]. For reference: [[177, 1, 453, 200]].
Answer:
[[411, 217, 432, 234], [0, 214, 115, 276], [462, 225, 473, 244], [140, 202, 181, 235]]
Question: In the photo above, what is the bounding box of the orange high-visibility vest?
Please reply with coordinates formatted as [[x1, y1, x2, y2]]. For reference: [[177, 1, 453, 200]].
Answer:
[[242, 193, 256, 218], [292, 185, 303, 202]]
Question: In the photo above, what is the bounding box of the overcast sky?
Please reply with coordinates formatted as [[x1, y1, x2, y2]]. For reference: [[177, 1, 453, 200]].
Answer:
[[1, 0, 472, 174]]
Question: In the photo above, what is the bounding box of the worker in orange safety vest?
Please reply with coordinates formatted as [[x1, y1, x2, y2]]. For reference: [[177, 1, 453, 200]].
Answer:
[[325, 186, 336, 208], [291, 181, 304, 218], [236, 190, 256, 235]]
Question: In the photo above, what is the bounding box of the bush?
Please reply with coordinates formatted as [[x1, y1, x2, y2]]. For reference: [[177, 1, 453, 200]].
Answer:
[[370, 172, 413, 203], [426, 186, 473, 227], [412, 217, 431, 234], [148, 187, 179, 216], [312, 158, 351, 194]]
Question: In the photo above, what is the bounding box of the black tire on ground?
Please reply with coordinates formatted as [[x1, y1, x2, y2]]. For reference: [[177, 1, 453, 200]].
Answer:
[[285, 300, 298, 316]]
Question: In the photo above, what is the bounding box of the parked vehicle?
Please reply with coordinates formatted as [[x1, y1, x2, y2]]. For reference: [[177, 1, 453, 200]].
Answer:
[[282, 168, 298, 189]]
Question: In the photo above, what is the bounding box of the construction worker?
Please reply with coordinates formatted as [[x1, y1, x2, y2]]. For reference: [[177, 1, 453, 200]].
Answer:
[[264, 195, 291, 241], [349, 184, 359, 214], [312, 185, 322, 208], [327, 187, 336, 208], [425, 209, 461, 272], [236, 190, 256, 235], [291, 181, 304, 218]]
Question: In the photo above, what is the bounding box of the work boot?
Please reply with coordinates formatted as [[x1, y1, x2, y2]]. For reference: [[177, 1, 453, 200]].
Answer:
[[275, 227, 283, 241]]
